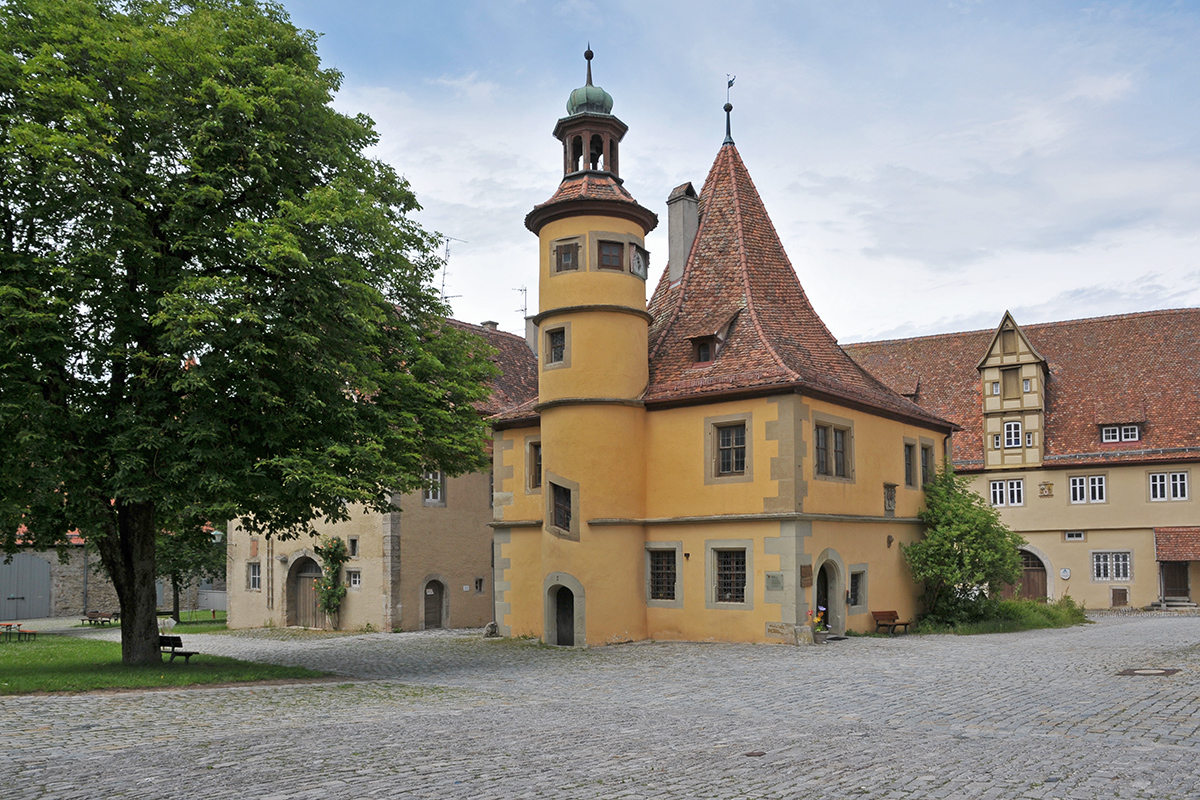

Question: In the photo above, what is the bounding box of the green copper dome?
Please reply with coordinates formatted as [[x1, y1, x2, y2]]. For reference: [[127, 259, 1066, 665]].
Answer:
[[566, 47, 613, 115]]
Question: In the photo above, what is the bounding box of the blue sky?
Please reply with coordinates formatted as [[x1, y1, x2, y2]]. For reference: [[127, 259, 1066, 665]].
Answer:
[[277, 0, 1200, 341]]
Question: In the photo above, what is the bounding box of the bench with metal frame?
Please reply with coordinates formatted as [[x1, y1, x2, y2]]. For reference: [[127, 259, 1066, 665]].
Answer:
[[159, 635, 200, 664], [872, 610, 912, 636]]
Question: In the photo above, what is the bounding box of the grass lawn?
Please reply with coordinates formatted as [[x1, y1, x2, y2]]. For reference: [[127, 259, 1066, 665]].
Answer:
[[0, 633, 326, 695]]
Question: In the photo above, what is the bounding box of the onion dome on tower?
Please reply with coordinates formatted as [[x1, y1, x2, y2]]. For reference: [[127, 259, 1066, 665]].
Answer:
[[525, 48, 656, 234]]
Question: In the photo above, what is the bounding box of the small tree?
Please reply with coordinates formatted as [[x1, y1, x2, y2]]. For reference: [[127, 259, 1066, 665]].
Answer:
[[903, 465, 1025, 625], [312, 536, 349, 628], [156, 528, 227, 623]]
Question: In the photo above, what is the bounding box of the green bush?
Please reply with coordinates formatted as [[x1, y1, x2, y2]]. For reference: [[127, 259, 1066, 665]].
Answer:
[[916, 596, 1089, 635]]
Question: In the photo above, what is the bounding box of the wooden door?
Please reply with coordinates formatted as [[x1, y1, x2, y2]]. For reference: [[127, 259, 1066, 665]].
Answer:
[[555, 586, 574, 646], [1001, 551, 1047, 601], [295, 563, 322, 628], [1162, 562, 1189, 600], [424, 581, 443, 629], [0, 553, 51, 621]]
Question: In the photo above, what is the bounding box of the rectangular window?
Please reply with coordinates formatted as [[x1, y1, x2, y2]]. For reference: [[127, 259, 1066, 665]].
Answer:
[[1101, 426, 1120, 442], [991, 382, 1000, 396], [475, 577, 485, 593], [1121, 425, 1140, 441], [1002, 368, 1020, 399], [1022, 378, 1031, 393], [529, 442, 542, 489], [247, 562, 261, 591], [990, 480, 1006, 506], [1025, 432, 1033, 447], [555, 241, 579, 272], [921, 445, 934, 484], [1093, 552, 1131, 581], [848, 572, 864, 607], [1004, 421, 1022, 448], [348, 537, 359, 558], [993, 434, 1001, 449], [423, 470, 444, 504], [552, 483, 571, 531], [546, 328, 566, 364], [1070, 476, 1087, 503], [904, 444, 916, 487], [833, 428, 847, 478], [694, 338, 714, 363], [1151, 472, 1189, 501], [1065, 530, 1085, 541], [598, 240, 624, 269], [1171, 472, 1189, 500], [815, 426, 829, 476], [1007, 479, 1024, 506], [716, 423, 747, 475], [1089, 475, 1106, 503], [347, 570, 361, 588], [714, 549, 746, 603], [649, 550, 676, 601]]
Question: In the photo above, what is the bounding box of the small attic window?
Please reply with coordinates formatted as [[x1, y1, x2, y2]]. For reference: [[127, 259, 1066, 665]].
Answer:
[[694, 337, 716, 364]]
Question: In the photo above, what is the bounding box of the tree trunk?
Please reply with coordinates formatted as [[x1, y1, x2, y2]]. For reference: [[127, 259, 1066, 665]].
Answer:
[[94, 500, 161, 665]]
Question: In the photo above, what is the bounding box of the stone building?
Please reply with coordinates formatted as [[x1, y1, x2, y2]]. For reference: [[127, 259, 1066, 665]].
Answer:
[[846, 309, 1200, 610], [225, 320, 537, 631], [489, 53, 955, 646]]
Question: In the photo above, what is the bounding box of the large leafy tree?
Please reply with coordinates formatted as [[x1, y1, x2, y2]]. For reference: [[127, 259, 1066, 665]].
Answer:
[[903, 466, 1025, 625], [0, 0, 495, 663], [156, 527, 226, 623]]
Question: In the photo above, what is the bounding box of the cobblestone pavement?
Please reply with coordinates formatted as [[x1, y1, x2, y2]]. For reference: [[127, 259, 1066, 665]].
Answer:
[[3, 615, 1199, 799]]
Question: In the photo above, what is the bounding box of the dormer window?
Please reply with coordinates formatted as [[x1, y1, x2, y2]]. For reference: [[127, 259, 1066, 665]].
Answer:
[[694, 337, 716, 364], [1101, 424, 1140, 442]]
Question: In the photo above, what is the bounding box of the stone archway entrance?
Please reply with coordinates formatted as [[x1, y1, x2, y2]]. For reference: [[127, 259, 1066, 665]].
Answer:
[[288, 558, 323, 628], [815, 559, 844, 634], [554, 586, 574, 646], [423, 580, 445, 629]]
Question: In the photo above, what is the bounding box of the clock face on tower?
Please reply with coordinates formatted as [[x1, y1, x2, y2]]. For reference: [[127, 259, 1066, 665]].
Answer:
[[630, 246, 649, 280]]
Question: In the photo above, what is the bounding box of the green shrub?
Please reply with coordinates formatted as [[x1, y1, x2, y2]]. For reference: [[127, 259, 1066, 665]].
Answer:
[[916, 595, 1088, 635]]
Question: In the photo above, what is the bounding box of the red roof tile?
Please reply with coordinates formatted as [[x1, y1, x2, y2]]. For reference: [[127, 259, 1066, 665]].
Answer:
[[845, 309, 1200, 468], [525, 171, 657, 234], [644, 144, 950, 429], [1155, 527, 1200, 561], [447, 320, 537, 417]]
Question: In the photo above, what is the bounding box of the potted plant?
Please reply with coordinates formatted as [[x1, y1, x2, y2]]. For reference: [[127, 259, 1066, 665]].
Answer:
[[808, 606, 830, 644]]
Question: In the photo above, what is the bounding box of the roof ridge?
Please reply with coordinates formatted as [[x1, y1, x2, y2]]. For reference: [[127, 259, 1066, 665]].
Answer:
[[726, 145, 798, 381]]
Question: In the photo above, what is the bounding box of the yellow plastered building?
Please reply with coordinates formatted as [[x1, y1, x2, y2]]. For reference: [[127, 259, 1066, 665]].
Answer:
[[490, 54, 955, 646]]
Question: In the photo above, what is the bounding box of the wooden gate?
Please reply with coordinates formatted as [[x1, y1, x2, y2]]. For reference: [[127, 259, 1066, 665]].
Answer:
[[1001, 551, 1047, 601], [424, 581, 443, 629], [0, 553, 51, 621], [1162, 562, 1190, 600], [291, 561, 323, 628]]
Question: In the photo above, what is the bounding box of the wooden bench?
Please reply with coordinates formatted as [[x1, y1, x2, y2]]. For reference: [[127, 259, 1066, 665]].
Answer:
[[159, 635, 200, 664], [872, 610, 912, 636], [81, 611, 113, 626]]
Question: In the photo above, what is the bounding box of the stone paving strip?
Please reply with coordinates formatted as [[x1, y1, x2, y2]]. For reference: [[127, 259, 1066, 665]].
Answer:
[[2, 615, 1197, 799]]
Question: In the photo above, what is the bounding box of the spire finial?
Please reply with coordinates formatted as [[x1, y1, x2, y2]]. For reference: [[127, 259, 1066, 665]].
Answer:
[[585, 44, 594, 86], [724, 75, 736, 145]]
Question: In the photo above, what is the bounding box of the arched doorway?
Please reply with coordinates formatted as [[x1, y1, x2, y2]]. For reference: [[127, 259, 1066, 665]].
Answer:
[[814, 557, 845, 634], [554, 586, 574, 646], [423, 580, 444, 629], [288, 557, 323, 628], [1000, 550, 1048, 601]]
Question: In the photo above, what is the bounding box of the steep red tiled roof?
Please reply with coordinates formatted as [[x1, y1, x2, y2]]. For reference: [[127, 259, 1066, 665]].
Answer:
[[1155, 527, 1200, 561], [525, 171, 657, 234], [644, 144, 950, 429], [448, 321, 537, 417], [845, 309, 1200, 468]]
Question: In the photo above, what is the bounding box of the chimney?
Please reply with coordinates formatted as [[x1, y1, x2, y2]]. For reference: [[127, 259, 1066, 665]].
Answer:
[[666, 182, 698, 285], [524, 316, 538, 356], [481, 320, 499, 330]]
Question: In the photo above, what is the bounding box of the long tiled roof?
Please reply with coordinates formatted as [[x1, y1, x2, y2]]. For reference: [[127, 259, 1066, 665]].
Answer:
[[644, 144, 950, 429], [845, 309, 1200, 468], [447, 320, 537, 417], [1155, 527, 1200, 562]]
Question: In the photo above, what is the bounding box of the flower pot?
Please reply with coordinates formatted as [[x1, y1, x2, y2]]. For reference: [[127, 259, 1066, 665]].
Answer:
[[813, 630, 829, 644]]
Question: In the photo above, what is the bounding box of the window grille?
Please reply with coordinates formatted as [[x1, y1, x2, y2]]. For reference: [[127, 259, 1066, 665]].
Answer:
[[715, 549, 746, 603]]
